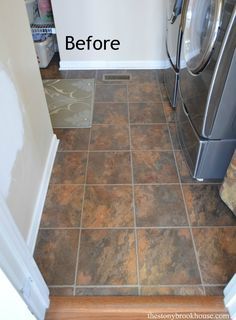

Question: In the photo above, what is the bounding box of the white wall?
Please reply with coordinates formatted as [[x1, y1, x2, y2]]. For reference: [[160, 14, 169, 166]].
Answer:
[[51, 0, 168, 69], [0, 0, 57, 249], [0, 268, 36, 320]]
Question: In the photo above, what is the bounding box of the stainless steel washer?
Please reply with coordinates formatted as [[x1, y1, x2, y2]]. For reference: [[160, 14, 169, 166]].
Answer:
[[164, 0, 183, 107], [176, 0, 236, 180]]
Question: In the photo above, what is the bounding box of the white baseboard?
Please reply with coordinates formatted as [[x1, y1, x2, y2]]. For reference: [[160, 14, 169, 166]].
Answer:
[[60, 59, 170, 70], [26, 134, 59, 254]]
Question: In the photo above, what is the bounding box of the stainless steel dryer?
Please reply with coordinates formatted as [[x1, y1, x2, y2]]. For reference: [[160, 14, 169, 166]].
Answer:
[[164, 0, 183, 107], [176, 0, 236, 180]]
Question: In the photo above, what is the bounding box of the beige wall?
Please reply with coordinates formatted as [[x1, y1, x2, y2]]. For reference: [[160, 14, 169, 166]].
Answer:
[[52, 0, 168, 69], [0, 0, 54, 244]]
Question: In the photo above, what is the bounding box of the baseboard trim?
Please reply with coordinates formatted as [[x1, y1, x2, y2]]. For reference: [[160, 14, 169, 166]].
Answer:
[[46, 296, 228, 320], [59, 60, 170, 70], [27, 134, 59, 254]]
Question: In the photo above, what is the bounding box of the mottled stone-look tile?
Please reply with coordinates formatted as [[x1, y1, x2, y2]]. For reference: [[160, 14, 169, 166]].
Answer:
[[132, 151, 178, 184], [75, 287, 138, 296], [193, 228, 236, 284], [67, 70, 96, 79], [129, 102, 166, 124], [129, 70, 158, 83], [54, 128, 90, 151], [128, 82, 161, 103], [87, 152, 131, 184], [157, 70, 164, 84], [49, 287, 74, 296], [204, 286, 225, 296], [183, 185, 236, 226], [130, 125, 172, 151], [168, 124, 181, 150], [77, 229, 137, 285], [93, 102, 128, 125], [83, 186, 134, 228], [141, 286, 204, 296], [163, 101, 176, 123], [95, 84, 127, 102], [50, 152, 87, 184], [175, 150, 197, 184], [134, 185, 187, 227], [96, 70, 131, 84], [40, 53, 67, 80], [41, 185, 83, 228], [90, 125, 130, 150], [34, 229, 79, 285], [138, 229, 201, 285], [160, 83, 169, 102]]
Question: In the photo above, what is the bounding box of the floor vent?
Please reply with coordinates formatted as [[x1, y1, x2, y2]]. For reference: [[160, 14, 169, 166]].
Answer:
[[103, 74, 132, 81]]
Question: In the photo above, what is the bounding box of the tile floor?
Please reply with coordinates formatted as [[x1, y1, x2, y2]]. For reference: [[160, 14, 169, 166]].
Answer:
[[34, 54, 236, 296]]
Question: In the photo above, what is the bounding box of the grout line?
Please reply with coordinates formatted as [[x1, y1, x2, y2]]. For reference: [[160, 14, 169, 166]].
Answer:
[[127, 83, 141, 295], [49, 283, 224, 289], [39, 225, 236, 231], [56, 149, 176, 153], [89, 123, 169, 126], [159, 81, 207, 295], [72, 118, 93, 296], [167, 125, 206, 294]]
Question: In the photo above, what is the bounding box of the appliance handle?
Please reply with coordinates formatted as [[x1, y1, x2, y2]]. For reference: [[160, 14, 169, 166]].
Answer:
[[170, 0, 183, 24]]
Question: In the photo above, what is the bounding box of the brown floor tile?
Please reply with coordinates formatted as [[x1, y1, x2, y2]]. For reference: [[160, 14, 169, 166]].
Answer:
[[96, 70, 131, 84], [138, 228, 201, 285], [129, 70, 158, 83], [183, 185, 236, 226], [41, 185, 84, 228], [96, 70, 158, 85], [132, 151, 178, 184], [204, 286, 225, 296], [83, 186, 134, 228], [34, 229, 79, 285], [129, 102, 166, 124], [159, 83, 169, 102], [90, 125, 130, 150], [175, 150, 197, 183], [50, 152, 87, 184], [49, 287, 74, 296], [157, 70, 164, 84], [163, 101, 176, 123], [134, 185, 188, 227], [93, 102, 128, 125], [140, 286, 204, 296], [77, 229, 137, 285], [95, 84, 127, 102], [67, 70, 96, 79], [54, 128, 90, 151], [87, 152, 131, 184], [40, 53, 67, 80], [128, 82, 161, 103], [130, 124, 172, 151], [168, 124, 181, 150], [193, 228, 236, 284], [75, 287, 138, 296]]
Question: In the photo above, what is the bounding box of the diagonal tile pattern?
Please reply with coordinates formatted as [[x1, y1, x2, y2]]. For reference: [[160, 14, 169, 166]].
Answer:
[[35, 62, 236, 297]]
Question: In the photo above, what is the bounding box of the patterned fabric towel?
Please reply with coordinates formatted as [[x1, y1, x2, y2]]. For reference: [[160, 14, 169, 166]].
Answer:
[[220, 150, 236, 215]]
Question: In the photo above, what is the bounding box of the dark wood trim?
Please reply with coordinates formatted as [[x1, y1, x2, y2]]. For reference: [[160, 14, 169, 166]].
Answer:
[[46, 296, 228, 320]]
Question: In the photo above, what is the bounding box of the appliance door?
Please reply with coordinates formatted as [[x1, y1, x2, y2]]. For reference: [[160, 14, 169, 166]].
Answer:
[[179, 0, 224, 137], [166, 0, 183, 68], [183, 0, 223, 74]]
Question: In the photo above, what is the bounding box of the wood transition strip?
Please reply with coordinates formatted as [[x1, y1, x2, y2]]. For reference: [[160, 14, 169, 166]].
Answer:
[[46, 296, 229, 320]]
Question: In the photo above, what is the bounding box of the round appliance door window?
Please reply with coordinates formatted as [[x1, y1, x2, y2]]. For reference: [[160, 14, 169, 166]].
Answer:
[[183, 0, 223, 74]]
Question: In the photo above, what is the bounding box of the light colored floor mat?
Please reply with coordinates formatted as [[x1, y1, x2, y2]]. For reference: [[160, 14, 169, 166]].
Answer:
[[43, 79, 95, 128]]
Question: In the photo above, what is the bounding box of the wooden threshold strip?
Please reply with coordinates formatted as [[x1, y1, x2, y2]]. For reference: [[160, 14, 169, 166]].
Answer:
[[46, 296, 229, 320]]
